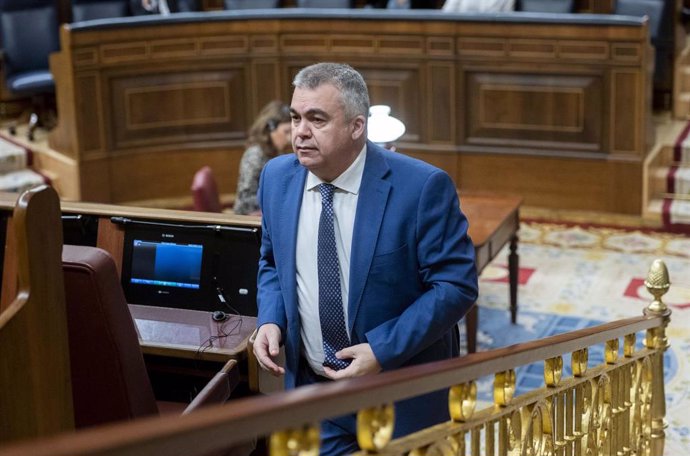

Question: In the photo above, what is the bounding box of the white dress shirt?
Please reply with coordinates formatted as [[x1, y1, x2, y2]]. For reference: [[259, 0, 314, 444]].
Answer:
[[143, 0, 171, 15], [296, 145, 367, 375], [442, 0, 514, 12]]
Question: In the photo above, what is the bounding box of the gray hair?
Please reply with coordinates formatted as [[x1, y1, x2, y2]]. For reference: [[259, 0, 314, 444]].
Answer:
[[292, 63, 370, 121]]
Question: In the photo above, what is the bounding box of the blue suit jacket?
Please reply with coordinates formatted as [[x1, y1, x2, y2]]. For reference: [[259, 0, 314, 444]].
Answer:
[[256, 141, 478, 435]]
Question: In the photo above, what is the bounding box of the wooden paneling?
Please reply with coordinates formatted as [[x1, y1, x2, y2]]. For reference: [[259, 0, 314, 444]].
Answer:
[[251, 60, 282, 115], [361, 67, 421, 143], [109, 68, 247, 149], [465, 71, 604, 152], [611, 70, 642, 155], [45, 12, 652, 214], [427, 63, 454, 143], [107, 147, 242, 203], [456, 152, 642, 213], [76, 74, 103, 154]]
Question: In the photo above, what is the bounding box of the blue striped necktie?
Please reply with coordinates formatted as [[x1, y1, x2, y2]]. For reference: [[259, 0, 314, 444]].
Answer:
[[318, 183, 351, 370]]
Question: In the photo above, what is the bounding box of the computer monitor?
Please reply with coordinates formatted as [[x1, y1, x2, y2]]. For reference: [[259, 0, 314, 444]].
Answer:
[[118, 219, 260, 315]]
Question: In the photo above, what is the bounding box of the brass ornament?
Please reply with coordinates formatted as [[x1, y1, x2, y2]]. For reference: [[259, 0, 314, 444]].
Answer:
[[587, 375, 612, 455], [624, 333, 636, 358], [572, 348, 588, 377], [520, 401, 554, 456], [449, 381, 476, 422], [578, 380, 594, 445], [643, 259, 671, 351], [505, 409, 522, 454], [356, 403, 394, 451], [494, 369, 516, 406], [544, 356, 563, 387], [630, 357, 653, 455], [269, 425, 319, 456], [605, 339, 619, 364], [446, 432, 465, 454], [644, 259, 670, 315], [410, 439, 457, 456]]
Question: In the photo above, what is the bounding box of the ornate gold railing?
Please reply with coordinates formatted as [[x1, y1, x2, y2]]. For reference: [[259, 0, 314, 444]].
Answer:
[[349, 259, 671, 456], [0, 260, 671, 456]]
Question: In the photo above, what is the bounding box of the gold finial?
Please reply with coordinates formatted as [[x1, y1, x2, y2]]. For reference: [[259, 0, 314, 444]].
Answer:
[[644, 259, 670, 315]]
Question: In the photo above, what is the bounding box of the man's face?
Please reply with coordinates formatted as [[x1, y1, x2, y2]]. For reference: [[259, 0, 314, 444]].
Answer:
[[290, 84, 365, 182]]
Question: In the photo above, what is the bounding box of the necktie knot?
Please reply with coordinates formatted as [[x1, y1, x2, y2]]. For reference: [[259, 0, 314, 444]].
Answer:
[[319, 183, 336, 206]]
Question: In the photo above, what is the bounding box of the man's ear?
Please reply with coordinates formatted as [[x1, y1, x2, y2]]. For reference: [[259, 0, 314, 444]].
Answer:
[[351, 115, 366, 141]]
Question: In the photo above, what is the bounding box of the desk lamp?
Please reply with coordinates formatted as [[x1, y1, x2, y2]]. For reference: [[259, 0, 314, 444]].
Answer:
[[367, 105, 405, 149]]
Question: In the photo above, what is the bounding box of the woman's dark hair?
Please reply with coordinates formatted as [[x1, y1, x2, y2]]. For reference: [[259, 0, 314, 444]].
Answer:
[[247, 100, 291, 156]]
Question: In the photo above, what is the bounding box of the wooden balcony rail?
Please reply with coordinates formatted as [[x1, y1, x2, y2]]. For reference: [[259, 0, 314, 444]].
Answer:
[[0, 260, 671, 456]]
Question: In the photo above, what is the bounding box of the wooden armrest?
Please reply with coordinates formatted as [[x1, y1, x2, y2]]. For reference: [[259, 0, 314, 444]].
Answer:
[[182, 359, 239, 414], [247, 328, 285, 394]]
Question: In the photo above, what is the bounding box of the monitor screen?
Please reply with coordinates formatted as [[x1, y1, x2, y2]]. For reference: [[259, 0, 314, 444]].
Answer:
[[130, 240, 203, 289], [118, 219, 260, 315]]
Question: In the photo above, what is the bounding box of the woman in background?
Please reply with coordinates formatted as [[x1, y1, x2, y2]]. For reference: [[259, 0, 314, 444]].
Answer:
[[233, 101, 291, 215]]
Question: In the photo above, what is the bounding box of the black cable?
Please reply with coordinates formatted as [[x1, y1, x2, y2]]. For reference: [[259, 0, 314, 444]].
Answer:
[[110, 216, 258, 235]]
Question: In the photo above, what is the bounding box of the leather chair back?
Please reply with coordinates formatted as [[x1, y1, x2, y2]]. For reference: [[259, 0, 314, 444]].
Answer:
[[191, 166, 223, 213], [177, 0, 200, 11], [296, 0, 352, 7], [0, 4, 59, 78], [615, 0, 665, 40], [62, 245, 158, 428], [517, 0, 573, 12], [72, 0, 130, 22], [224, 0, 279, 8]]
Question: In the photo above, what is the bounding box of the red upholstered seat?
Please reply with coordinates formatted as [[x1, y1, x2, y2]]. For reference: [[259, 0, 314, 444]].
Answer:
[[191, 166, 222, 213], [62, 245, 238, 429]]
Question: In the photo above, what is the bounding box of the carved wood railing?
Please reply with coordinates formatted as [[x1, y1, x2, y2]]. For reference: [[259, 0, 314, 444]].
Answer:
[[0, 260, 671, 456]]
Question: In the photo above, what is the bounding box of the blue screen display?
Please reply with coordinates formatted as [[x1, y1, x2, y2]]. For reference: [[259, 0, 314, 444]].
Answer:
[[130, 240, 203, 289]]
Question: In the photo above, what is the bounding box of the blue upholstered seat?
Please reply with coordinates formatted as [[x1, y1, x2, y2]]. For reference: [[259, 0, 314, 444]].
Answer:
[[5, 71, 54, 94]]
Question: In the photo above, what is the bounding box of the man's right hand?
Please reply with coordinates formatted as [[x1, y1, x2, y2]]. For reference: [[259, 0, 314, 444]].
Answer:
[[253, 323, 285, 377]]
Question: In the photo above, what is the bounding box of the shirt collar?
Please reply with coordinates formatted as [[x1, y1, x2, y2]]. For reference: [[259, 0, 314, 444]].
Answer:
[[306, 144, 367, 195]]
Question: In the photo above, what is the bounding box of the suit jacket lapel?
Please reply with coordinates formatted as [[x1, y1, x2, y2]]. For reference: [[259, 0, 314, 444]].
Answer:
[[348, 142, 390, 333], [279, 158, 307, 313]]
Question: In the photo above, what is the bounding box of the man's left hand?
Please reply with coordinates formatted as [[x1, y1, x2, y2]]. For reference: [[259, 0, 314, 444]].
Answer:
[[323, 343, 382, 380]]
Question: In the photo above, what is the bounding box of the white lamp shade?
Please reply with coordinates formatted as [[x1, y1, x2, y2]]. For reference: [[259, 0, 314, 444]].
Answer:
[[367, 105, 406, 144]]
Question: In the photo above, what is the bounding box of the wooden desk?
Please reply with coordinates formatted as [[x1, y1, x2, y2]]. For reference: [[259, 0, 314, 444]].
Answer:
[[129, 304, 256, 363], [461, 193, 522, 353]]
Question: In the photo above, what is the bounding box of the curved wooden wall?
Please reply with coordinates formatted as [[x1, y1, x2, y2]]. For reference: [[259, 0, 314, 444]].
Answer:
[[45, 10, 652, 213]]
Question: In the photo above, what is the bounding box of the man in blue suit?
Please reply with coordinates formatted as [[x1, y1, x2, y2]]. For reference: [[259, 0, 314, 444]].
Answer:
[[253, 62, 478, 454]]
